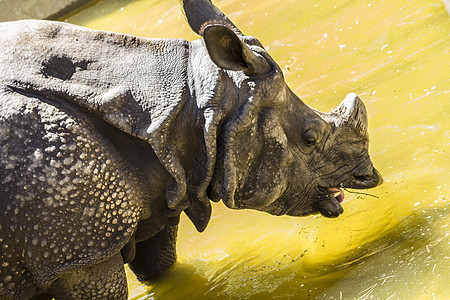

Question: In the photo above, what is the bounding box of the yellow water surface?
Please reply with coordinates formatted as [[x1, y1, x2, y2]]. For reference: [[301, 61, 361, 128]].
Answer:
[[64, 0, 449, 298]]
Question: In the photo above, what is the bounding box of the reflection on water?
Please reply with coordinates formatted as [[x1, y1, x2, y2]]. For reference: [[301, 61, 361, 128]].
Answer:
[[65, 0, 449, 298]]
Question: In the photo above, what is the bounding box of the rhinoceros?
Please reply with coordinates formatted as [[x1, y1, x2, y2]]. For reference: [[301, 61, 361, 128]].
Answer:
[[0, 0, 382, 299]]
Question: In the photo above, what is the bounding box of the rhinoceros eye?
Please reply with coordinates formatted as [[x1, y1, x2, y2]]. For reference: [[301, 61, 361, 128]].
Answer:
[[302, 129, 319, 147]]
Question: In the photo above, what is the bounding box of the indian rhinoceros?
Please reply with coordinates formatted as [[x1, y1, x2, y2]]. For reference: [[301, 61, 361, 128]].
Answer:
[[0, 0, 382, 299]]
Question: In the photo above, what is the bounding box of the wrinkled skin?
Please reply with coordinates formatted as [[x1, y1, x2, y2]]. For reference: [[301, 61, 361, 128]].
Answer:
[[0, 0, 381, 299]]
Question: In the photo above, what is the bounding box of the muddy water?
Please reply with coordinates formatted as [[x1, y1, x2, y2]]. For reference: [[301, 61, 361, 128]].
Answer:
[[64, 0, 449, 298]]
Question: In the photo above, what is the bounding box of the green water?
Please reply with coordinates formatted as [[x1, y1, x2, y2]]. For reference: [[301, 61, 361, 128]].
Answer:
[[64, 0, 449, 298]]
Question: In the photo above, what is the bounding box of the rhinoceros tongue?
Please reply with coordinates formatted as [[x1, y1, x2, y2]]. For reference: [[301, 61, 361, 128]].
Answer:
[[314, 188, 344, 218], [328, 187, 345, 203]]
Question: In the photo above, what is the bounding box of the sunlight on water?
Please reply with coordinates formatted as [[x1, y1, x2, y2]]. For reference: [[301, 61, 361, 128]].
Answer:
[[65, 0, 449, 298]]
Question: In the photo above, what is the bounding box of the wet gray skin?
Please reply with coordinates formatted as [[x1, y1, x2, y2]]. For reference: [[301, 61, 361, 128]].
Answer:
[[0, 0, 381, 299]]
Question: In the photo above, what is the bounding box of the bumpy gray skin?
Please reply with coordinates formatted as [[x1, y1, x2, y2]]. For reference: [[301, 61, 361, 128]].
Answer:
[[0, 0, 382, 299]]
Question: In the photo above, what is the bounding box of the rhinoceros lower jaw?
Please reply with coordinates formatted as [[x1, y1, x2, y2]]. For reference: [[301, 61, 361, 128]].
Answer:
[[314, 188, 345, 218]]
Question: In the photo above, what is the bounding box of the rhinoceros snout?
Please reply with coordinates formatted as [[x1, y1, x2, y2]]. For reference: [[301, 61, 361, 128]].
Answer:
[[351, 167, 383, 189]]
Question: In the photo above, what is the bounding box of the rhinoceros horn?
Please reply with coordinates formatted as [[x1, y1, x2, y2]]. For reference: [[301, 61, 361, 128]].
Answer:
[[182, 0, 243, 36], [335, 93, 369, 137]]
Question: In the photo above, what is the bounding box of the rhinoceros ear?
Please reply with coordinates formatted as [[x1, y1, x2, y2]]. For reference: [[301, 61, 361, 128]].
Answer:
[[182, 0, 242, 36], [202, 24, 270, 75]]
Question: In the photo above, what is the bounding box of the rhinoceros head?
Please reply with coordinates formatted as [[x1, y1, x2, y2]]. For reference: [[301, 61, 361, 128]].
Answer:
[[180, 0, 382, 228]]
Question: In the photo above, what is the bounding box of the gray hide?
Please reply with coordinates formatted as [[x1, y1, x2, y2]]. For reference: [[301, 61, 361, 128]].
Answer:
[[0, 0, 382, 299]]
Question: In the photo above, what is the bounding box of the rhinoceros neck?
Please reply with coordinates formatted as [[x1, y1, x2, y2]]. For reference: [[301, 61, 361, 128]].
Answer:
[[187, 39, 241, 113]]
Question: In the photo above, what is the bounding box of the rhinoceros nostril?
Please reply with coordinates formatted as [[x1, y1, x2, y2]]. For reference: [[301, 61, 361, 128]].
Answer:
[[353, 167, 374, 182], [354, 175, 372, 182], [351, 167, 383, 189]]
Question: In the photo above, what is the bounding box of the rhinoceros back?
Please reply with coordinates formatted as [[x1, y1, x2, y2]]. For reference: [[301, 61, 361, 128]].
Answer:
[[0, 20, 189, 137]]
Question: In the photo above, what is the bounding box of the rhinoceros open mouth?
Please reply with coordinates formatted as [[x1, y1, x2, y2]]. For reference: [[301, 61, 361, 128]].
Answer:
[[313, 187, 345, 218]]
